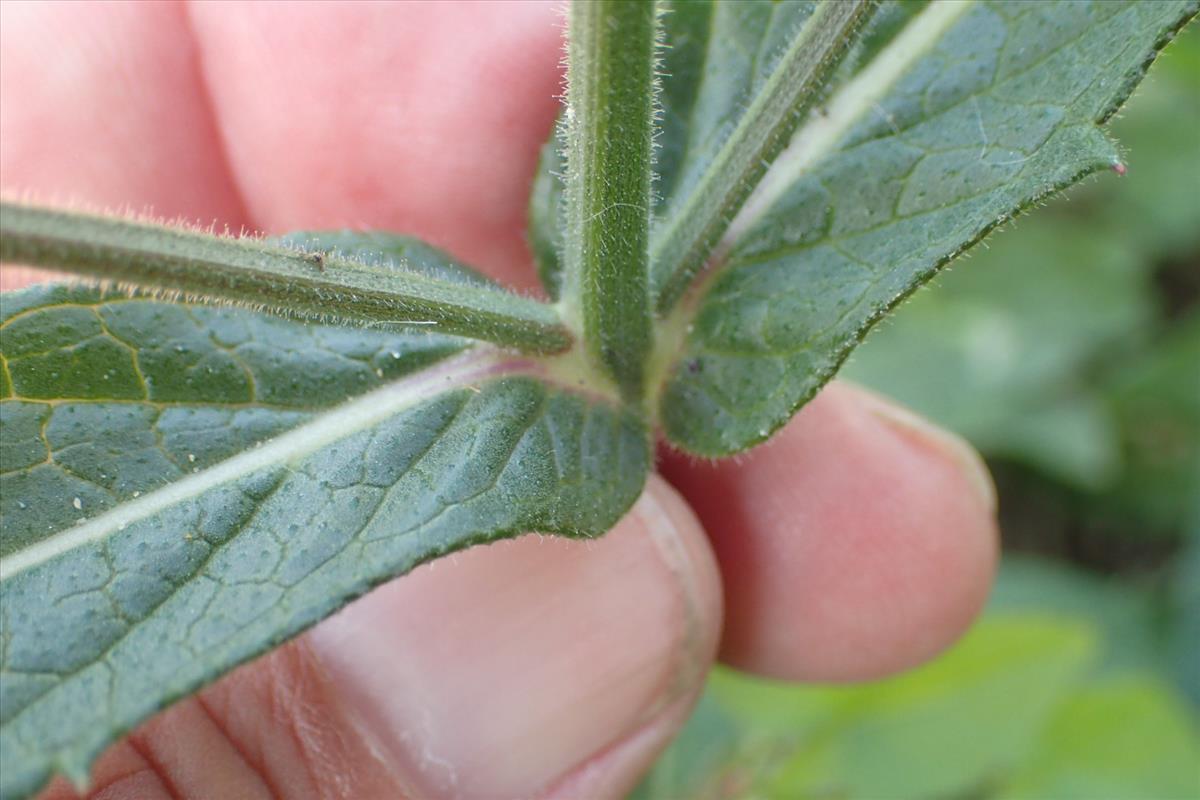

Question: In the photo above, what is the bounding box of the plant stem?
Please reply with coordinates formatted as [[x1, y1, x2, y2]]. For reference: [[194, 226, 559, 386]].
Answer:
[[563, 0, 658, 401], [651, 0, 877, 313], [0, 202, 571, 354]]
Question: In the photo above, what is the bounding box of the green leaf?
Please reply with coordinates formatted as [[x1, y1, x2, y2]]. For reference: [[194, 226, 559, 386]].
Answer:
[[658, 0, 1198, 455], [0, 281, 465, 552], [626, 691, 742, 800], [634, 616, 1098, 799], [561, 0, 658, 400], [840, 24, 1200, 498], [998, 676, 1200, 800], [987, 557, 1171, 677], [1103, 311, 1200, 529], [0, 285, 649, 799], [1169, 534, 1200, 707], [650, 0, 877, 311], [1085, 22, 1200, 258], [757, 616, 1098, 800], [0, 203, 571, 354]]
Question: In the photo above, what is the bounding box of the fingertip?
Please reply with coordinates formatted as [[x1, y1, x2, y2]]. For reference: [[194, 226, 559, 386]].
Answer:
[[0, 1, 247, 228], [662, 382, 999, 682], [186, 0, 564, 291]]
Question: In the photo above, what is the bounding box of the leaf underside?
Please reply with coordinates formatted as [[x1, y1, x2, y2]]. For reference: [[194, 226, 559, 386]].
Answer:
[[656, 0, 1197, 454], [0, 281, 647, 796]]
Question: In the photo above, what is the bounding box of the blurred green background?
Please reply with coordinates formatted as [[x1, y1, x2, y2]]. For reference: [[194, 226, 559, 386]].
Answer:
[[633, 21, 1200, 800]]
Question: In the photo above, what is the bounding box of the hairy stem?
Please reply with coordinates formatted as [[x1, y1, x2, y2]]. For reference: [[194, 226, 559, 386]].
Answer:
[[0, 202, 571, 354], [651, 0, 877, 313], [563, 0, 658, 401]]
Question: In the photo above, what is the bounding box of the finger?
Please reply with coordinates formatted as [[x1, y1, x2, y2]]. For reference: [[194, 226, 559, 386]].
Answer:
[[661, 382, 999, 682], [186, 1, 563, 292], [37, 477, 722, 800], [0, 1, 247, 227]]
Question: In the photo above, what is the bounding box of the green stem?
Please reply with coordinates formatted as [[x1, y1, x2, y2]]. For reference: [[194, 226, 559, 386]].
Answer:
[[651, 0, 877, 313], [563, 0, 658, 401], [0, 202, 571, 354]]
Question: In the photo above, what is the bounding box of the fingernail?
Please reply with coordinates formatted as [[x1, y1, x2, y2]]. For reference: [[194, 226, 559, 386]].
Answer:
[[306, 478, 715, 800], [857, 389, 998, 515]]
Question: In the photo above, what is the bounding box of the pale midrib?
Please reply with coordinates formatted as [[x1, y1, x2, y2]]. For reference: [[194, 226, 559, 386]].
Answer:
[[718, 0, 975, 254], [647, 0, 976, 412], [0, 348, 519, 581]]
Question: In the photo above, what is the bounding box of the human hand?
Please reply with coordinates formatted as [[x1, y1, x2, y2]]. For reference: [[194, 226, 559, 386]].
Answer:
[[1, 3, 997, 798]]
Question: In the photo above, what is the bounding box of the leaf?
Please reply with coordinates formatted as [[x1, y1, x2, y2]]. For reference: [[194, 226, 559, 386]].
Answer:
[[1085, 22, 1200, 258], [626, 692, 742, 800], [0, 203, 571, 354], [1103, 311, 1200, 529], [657, 0, 1198, 455], [652, 563, 1200, 800], [1169, 534, 1200, 707], [987, 557, 1170, 677], [756, 616, 1098, 800], [650, 0, 876, 310], [0, 286, 649, 798], [634, 616, 1099, 799], [839, 24, 1200, 496], [998, 676, 1200, 800]]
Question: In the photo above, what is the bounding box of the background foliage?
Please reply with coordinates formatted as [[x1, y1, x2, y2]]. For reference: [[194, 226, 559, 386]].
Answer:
[[634, 22, 1200, 800]]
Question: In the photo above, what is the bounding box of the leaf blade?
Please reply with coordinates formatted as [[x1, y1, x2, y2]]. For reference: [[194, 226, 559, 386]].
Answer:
[[658, 0, 1198, 455], [0, 290, 649, 798], [0, 282, 467, 555]]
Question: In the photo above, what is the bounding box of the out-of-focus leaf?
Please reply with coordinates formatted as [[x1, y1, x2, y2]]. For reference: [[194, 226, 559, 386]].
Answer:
[[988, 556, 1169, 676], [626, 692, 742, 800], [1085, 24, 1200, 258], [760, 617, 1096, 800], [844, 219, 1152, 490], [1170, 522, 1200, 706], [998, 677, 1200, 800], [635, 616, 1097, 800], [1102, 312, 1200, 529]]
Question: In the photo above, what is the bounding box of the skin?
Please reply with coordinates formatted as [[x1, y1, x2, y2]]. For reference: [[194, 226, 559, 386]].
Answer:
[[1, 3, 999, 798]]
